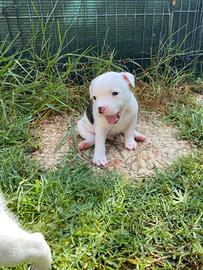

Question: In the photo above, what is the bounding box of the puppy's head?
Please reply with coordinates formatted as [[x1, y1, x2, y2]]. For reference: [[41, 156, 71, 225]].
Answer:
[[89, 72, 135, 125]]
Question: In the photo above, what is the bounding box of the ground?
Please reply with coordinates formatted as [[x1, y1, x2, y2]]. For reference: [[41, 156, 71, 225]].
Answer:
[[31, 110, 196, 178], [1, 44, 203, 269]]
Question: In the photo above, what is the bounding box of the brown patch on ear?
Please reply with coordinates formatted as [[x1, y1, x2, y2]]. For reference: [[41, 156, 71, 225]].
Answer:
[[123, 74, 130, 84], [121, 72, 135, 87]]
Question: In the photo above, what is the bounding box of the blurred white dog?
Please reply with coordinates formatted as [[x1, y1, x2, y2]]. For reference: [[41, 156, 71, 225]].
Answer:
[[0, 193, 52, 270], [77, 71, 146, 166]]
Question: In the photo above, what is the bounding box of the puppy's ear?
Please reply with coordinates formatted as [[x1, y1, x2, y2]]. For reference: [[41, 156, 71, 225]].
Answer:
[[121, 72, 135, 87]]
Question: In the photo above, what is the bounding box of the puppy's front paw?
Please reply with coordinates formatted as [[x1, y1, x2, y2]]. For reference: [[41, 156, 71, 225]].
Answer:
[[125, 139, 137, 150], [93, 154, 108, 167]]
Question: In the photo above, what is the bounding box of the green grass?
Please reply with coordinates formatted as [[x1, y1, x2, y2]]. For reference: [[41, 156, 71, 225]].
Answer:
[[0, 23, 203, 269], [1, 149, 203, 270], [137, 32, 196, 95], [166, 101, 203, 146]]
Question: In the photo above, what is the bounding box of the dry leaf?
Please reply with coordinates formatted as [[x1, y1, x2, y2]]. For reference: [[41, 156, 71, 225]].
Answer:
[[172, 0, 176, 6]]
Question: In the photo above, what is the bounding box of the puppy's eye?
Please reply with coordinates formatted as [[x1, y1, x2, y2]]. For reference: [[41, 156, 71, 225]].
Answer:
[[112, 91, 118, 96], [93, 96, 96, 100]]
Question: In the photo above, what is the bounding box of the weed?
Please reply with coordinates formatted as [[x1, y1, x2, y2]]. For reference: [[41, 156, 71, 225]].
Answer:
[[1, 151, 203, 270], [0, 15, 202, 270], [166, 102, 203, 146], [135, 27, 199, 98]]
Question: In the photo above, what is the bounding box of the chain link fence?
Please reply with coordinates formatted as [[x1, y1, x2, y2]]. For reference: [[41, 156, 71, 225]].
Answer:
[[0, 0, 203, 66]]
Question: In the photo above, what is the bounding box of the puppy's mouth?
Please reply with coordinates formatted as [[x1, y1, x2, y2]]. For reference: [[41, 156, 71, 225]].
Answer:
[[104, 110, 122, 125]]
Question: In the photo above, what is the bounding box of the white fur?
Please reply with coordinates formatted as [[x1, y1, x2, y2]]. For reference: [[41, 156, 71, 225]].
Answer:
[[77, 71, 146, 166], [0, 193, 52, 269]]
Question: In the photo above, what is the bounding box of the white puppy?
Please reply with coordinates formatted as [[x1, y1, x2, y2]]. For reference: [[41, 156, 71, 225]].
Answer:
[[77, 71, 146, 166], [0, 193, 52, 270]]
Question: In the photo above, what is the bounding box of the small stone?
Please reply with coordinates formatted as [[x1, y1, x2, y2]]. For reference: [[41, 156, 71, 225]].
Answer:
[[139, 160, 147, 170], [146, 161, 154, 170]]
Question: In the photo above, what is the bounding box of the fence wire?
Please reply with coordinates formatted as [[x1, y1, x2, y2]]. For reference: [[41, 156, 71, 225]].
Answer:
[[0, 0, 202, 64]]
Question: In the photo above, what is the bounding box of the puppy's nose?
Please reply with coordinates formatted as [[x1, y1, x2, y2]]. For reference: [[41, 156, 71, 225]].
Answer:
[[98, 106, 105, 114]]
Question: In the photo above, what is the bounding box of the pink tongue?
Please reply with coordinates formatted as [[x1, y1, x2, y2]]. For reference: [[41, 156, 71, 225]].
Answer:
[[105, 114, 119, 124]]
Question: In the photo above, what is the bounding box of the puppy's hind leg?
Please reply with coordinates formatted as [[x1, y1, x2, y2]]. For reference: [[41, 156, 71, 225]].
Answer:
[[77, 119, 95, 151], [134, 131, 146, 142]]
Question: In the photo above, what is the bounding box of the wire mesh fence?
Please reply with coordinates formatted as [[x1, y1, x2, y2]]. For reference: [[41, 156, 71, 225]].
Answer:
[[0, 0, 203, 66]]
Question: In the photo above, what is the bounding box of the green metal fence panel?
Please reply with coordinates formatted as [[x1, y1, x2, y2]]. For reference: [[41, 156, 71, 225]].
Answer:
[[0, 0, 202, 62]]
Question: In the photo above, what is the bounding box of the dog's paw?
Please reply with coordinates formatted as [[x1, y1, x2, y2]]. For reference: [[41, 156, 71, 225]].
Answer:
[[93, 154, 108, 167], [125, 139, 137, 150], [134, 133, 146, 142], [78, 140, 93, 151]]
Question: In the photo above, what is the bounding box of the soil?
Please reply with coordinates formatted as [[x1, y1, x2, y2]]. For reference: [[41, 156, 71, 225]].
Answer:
[[31, 111, 196, 178]]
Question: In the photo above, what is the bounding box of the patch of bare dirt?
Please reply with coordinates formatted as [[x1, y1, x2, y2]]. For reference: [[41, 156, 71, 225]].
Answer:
[[30, 115, 69, 169], [30, 111, 196, 178], [194, 93, 203, 105]]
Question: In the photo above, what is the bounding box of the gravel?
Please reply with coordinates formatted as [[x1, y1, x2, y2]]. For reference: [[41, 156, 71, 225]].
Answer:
[[31, 111, 196, 177]]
